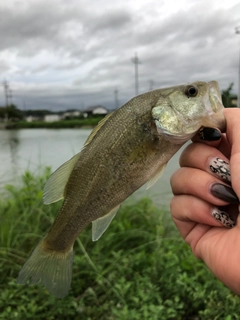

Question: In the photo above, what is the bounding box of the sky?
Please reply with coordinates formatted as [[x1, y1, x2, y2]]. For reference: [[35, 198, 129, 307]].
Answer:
[[0, 0, 240, 111]]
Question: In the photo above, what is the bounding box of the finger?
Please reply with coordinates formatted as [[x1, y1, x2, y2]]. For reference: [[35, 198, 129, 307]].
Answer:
[[170, 196, 236, 253], [215, 134, 231, 159], [171, 195, 235, 236], [171, 195, 213, 251], [171, 193, 240, 295], [192, 133, 231, 159], [171, 194, 237, 234], [224, 109, 240, 199], [179, 143, 231, 182], [192, 127, 222, 148], [170, 167, 238, 206], [193, 224, 240, 295]]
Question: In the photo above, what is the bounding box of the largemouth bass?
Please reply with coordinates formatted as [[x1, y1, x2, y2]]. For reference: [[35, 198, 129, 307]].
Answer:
[[17, 81, 225, 298]]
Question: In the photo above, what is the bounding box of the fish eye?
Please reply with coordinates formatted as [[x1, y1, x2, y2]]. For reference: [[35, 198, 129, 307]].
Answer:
[[184, 85, 198, 98]]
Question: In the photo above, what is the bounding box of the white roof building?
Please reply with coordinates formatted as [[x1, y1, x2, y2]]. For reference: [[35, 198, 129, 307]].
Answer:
[[44, 114, 61, 122]]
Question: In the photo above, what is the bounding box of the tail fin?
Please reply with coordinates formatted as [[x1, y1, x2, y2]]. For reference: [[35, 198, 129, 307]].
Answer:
[[17, 238, 73, 298]]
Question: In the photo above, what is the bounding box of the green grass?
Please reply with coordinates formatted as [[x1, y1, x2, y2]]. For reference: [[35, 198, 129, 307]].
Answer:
[[1, 169, 240, 319]]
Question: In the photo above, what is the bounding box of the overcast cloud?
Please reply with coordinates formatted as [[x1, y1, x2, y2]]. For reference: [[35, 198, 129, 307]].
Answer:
[[0, 0, 240, 111]]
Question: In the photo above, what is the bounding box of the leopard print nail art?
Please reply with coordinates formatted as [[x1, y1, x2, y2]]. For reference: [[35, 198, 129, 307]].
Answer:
[[212, 208, 235, 228], [209, 157, 231, 182]]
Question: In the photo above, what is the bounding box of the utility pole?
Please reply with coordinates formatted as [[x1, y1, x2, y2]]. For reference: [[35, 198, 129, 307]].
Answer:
[[114, 89, 119, 109], [3, 80, 10, 107], [131, 53, 141, 96]]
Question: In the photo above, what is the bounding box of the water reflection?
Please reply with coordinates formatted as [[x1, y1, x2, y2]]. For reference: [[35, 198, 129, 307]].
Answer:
[[0, 130, 20, 185], [0, 129, 92, 187], [8, 130, 20, 165]]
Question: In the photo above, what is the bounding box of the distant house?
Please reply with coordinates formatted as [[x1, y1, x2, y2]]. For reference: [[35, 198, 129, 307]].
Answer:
[[83, 106, 108, 118], [44, 114, 61, 122], [63, 110, 81, 119], [25, 116, 39, 122]]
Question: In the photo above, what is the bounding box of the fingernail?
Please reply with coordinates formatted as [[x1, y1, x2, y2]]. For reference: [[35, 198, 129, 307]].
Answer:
[[209, 157, 231, 182], [210, 183, 239, 203], [212, 208, 236, 228], [198, 127, 221, 141]]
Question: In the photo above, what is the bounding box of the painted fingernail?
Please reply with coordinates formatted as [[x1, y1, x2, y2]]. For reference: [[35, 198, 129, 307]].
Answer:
[[212, 208, 236, 228], [209, 157, 231, 182], [210, 183, 239, 203], [198, 127, 221, 141]]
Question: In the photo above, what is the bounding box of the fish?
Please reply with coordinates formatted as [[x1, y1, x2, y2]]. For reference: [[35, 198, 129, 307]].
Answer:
[[17, 80, 225, 298]]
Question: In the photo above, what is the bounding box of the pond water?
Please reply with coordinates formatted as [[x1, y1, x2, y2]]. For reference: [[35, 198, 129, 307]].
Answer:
[[0, 128, 186, 208]]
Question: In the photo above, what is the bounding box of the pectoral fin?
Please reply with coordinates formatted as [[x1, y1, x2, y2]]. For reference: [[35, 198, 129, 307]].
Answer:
[[43, 152, 81, 204], [92, 205, 120, 241], [146, 163, 167, 190]]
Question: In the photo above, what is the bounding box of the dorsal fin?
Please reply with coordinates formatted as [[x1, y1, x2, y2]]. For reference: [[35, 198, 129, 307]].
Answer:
[[43, 152, 81, 204], [92, 205, 120, 241], [84, 112, 113, 147]]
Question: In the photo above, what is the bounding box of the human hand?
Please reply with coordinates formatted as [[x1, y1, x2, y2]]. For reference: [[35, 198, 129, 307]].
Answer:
[[170, 108, 240, 294]]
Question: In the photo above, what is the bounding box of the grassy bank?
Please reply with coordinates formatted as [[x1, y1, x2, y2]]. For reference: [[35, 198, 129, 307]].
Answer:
[[6, 117, 105, 129], [1, 169, 240, 319]]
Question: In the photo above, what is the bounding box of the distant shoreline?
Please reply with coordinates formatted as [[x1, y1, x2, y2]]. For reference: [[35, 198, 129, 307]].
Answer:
[[0, 117, 105, 129]]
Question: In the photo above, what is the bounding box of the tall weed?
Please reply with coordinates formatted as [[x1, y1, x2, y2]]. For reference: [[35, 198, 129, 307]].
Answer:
[[0, 169, 240, 319]]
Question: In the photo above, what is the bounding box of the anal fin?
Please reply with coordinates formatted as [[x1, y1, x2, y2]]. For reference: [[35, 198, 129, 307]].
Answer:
[[92, 205, 120, 241]]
